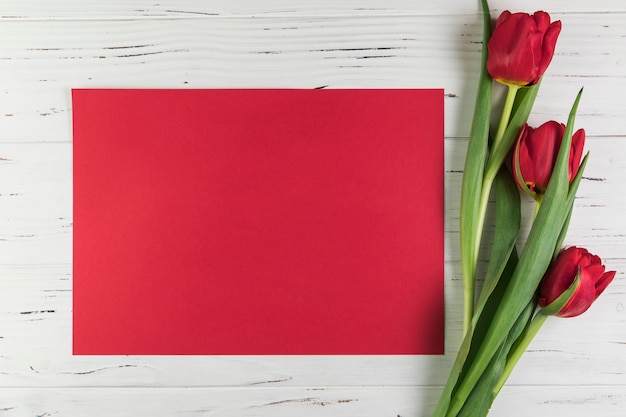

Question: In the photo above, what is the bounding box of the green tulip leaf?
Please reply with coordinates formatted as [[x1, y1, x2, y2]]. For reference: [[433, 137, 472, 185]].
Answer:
[[492, 297, 541, 396], [445, 89, 584, 417], [457, 297, 535, 417], [553, 152, 590, 258], [432, 1, 492, 415], [541, 267, 581, 316], [459, 0, 493, 333], [474, 166, 521, 322], [567, 152, 589, 202], [456, 343, 505, 417], [460, 247, 517, 387]]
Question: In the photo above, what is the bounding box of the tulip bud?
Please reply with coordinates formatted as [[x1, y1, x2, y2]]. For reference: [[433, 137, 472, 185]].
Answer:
[[487, 11, 561, 87], [539, 247, 616, 318], [512, 121, 585, 200]]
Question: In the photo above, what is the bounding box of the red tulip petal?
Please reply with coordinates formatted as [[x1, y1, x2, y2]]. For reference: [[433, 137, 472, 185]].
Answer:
[[557, 268, 597, 317], [494, 10, 512, 28], [487, 11, 560, 86], [572, 247, 590, 262], [586, 254, 602, 269], [569, 129, 586, 182], [512, 125, 535, 197], [595, 270, 616, 298], [541, 247, 615, 317], [540, 253, 580, 306], [533, 11, 551, 32], [522, 121, 563, 192], [537, 20, 561, 80], [487, 13, 544, 85], [584, 262, 605, 281]]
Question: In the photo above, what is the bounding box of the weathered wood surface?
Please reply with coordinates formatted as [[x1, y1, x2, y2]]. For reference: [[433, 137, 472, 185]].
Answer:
[[0, 1, 624, 415]]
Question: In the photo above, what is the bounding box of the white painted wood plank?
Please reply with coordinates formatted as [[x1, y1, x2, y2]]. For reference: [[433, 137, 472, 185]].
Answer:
[[0, 2, 624, 414], [0, 13, 624, 142], [0, 386, 626, 417], [0, 387, 422, 417], [0, 0, 624, 19]]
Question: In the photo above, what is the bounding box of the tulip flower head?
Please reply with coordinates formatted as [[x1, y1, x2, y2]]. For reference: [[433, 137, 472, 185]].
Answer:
[[539, 247, 615, 318], [512, 121, 585, 200], [487, 11, 561, 87]]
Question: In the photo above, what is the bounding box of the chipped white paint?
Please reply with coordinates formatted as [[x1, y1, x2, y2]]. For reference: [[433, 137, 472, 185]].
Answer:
[[0, 1, 624, 415]]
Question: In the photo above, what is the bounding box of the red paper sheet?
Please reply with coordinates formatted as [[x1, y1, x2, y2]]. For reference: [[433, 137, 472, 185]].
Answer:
[[72, 89, 444, 355]]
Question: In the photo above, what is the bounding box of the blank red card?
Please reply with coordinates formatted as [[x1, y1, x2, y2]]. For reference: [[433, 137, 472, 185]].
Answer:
[[72, 89, 444, 355]]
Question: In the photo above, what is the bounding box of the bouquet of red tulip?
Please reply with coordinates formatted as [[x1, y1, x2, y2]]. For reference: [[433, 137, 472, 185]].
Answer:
[[432, 1, 616, 416]]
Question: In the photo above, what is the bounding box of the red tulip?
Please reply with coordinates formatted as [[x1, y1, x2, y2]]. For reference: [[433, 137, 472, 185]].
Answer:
[[539, 247, 615, 318], [487, 11, 561, 87], [512, 121, 585, 199]]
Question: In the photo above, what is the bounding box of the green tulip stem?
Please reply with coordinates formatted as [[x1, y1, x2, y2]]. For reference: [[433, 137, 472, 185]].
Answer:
[[492, 310, 549, 396], [463, 266, 475, 336], [472, 169, 496, 273], [493, 85, 520, 151], [465, 84, 520, 329], [445, 90, 583, 417]]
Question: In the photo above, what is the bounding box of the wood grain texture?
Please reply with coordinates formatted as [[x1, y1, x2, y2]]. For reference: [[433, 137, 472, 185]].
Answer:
[[0, 0, 625, 18], [0, 0, 625, 415], [0, 13, 624, 141], [1, 386, 626, 417], [0, 385, 626, 417]]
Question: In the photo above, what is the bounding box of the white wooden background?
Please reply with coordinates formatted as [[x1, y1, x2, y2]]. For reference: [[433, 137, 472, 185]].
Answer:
[[1, 0, 625, 415]]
